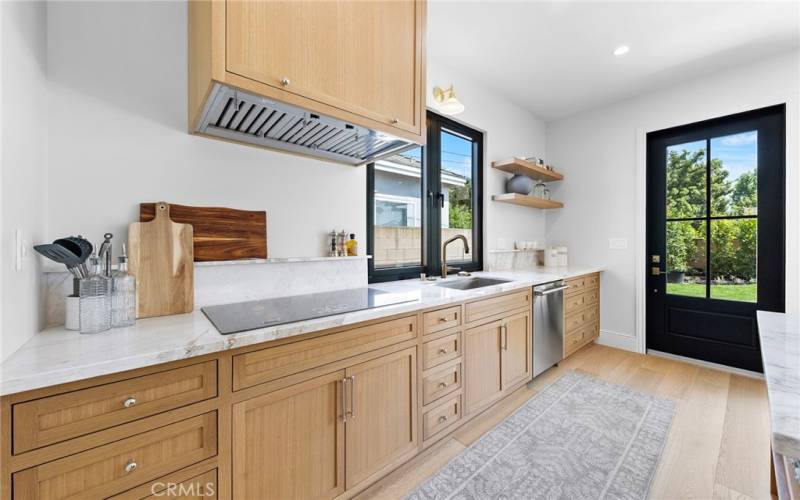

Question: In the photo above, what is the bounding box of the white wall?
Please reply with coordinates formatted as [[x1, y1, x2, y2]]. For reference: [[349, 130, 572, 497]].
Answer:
[[45, 2, 547, 262], [546, 50, 800, 351], [1, 1, 48, 360], [428, 59, 548, 254]]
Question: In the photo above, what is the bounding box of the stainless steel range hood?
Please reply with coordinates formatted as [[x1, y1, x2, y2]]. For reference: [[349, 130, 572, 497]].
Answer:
[[194, 83, 417, 166]]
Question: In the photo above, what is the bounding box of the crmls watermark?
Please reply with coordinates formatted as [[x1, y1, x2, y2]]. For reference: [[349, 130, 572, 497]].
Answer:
[[150, 482, 215, 497]]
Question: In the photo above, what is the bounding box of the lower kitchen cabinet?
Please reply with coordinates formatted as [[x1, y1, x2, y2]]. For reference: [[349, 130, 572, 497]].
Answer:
[[464, 321, 504, 414], [345, 347, 417, 489], [231, 346, 417, 498], [501, 310, 532, 389], [464, 308, 532, 416], [232, 370, 346, 500]]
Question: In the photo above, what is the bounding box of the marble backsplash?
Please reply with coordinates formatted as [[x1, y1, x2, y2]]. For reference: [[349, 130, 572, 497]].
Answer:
[[486, 250, 540, 272], [44, 256, 369, 327]]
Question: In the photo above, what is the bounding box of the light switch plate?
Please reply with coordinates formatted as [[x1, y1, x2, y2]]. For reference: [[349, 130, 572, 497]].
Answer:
[[14, 229, 23, 271], [609, 237, 628, 250]]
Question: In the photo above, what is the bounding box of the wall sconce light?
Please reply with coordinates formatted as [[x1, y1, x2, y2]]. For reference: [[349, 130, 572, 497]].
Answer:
[[433, 85, 465, 115]]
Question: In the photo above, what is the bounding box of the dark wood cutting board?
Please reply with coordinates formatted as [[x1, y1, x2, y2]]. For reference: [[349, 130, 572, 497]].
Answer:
[[140, 203, 267, 262]]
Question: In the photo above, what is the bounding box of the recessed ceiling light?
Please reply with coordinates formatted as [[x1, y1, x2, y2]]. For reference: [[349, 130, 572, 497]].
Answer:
[[614, 45, 630, 56]]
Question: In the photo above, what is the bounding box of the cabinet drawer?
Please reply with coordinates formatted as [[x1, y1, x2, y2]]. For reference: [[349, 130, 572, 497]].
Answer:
[[585, 288, 599, 306], [12, 361, 217, 454], [565, 276, 585, 297], [585, 273, 599, 289], [422, 333, 461, 370], [584, 304, 599, 324], [423, 394, 461, 441], [465, 290, 530, 325], [233, 315, 417, 390], [422, 305, 461, 336], [564, 294, 585, 315], [564, 311, 586, 334], [422, 361, 461, 406], [13, 412, 217, 500], [109, 467, 217, 499], [565, 327, 591, 357]]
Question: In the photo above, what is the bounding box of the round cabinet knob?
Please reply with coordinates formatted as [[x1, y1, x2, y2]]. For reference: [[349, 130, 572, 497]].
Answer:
[[391, 118, 399, 124], [438, 415, 448, 423], [438, 348, 448, 355], [123, 397, 136, 408], [281, 77, 291, 87], [124, 460, 138, 474]]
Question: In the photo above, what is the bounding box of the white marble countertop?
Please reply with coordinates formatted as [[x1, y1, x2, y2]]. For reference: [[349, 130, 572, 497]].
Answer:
[[0, 266, 601, 397], [757, 310, 800, 458]]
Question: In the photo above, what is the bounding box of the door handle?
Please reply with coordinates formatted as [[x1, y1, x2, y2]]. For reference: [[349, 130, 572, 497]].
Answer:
[[534, 285, 570, 296], [650, 267, 668, 276], [347, 375, 356, 420], [341, 377, 348, 423], [501, 324, 508, 350]]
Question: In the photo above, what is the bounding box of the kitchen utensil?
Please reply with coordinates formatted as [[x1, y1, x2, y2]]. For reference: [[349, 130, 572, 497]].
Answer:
[[54, 236, 93, 277], [33, 243, 83, 275], [97, 233, 113, 277], [129, 202, 194, 318], [140, 203, 267, 262]]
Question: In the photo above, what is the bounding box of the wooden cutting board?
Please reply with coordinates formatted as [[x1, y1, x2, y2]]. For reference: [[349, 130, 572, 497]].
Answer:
[[129, 202, 194, 318], [140, 203, 267, 262]]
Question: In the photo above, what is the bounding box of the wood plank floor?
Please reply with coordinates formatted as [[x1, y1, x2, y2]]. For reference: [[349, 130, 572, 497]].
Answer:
[[355, 343, 773, 500]]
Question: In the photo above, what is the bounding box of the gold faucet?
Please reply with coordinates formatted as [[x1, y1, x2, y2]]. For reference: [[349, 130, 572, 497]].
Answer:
[[442, 235, 470, 279]]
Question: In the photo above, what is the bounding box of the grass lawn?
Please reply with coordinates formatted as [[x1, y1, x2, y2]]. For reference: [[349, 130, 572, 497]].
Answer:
[[666, 282, 756, 302]]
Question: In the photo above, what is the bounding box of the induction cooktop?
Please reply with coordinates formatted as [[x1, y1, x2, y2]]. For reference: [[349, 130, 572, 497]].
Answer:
[[201, 288, 418, 335]]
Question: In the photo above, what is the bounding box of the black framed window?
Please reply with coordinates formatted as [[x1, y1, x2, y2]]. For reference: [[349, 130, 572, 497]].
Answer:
[[367, 112, 483, 283]]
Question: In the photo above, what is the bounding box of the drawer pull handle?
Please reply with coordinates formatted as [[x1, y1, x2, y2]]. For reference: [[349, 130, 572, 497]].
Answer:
[[391, 118, 400, 124], [438, 415, 448, 423], [281, 77, 290, 87], [124, 460, 138, 474], [123, 397, 137, 408], [439, 348, 448, 355], [438, 316, 449, 323], [438, 382, 448, 389]]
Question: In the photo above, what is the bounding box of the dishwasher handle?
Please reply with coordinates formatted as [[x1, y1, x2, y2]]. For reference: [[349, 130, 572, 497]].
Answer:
[[534, 285, 570, 296]]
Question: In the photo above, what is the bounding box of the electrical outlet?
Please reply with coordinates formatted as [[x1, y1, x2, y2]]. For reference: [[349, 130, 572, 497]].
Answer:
[[609, 237, 628, 250]]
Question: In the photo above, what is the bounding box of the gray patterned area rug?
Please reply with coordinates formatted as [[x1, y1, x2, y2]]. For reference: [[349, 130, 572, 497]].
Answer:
[[406, 370, 675, 500]]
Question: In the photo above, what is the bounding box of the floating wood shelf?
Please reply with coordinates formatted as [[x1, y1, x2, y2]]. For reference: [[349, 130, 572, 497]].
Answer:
[[492, 193, 563, 209], [491, 158, 563, 182]]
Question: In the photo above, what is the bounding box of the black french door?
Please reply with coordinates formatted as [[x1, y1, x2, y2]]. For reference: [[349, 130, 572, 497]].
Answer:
[[646, 105, 785, 372]]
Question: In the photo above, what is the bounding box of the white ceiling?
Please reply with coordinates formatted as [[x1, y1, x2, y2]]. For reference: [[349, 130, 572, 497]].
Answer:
[[428, 1, 800, 121]]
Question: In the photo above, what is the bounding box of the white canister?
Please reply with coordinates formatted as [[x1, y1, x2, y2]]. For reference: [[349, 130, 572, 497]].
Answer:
[[65, 295, 80, 331], [544, 247, 559, 267], [557, 246, 568, 267]]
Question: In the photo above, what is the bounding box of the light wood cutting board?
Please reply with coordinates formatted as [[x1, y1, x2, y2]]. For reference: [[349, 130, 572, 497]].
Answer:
[[128, 202, 194, 318]]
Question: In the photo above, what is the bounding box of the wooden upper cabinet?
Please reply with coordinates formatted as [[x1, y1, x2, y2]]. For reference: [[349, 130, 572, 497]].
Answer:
[[189, 0, 426, 146], [225, 0, 423, 136]]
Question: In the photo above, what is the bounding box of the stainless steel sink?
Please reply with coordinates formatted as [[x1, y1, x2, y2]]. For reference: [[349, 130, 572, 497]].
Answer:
[[435, 277, 511, 290]]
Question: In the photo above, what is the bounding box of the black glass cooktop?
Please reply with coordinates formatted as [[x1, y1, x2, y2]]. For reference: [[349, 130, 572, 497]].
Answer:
[[202, 288, 417, 335]]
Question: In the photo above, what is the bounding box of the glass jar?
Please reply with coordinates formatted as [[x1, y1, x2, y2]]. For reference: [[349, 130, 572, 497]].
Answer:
[[79, 254, 112, 334], [111, 250, 136, 327]]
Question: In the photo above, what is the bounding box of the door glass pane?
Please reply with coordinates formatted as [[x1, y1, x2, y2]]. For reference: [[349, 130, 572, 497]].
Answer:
[[373, 148, 422, 269], [667, 140, 707, 219], [666, 220, 707, 297], [710, 218, 757, 302], [441, 129, 473, 263], [710, 131, 758, 216]]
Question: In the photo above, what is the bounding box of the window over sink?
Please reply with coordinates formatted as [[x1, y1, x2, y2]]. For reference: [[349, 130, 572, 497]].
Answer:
[[368, 112, 484, 282]]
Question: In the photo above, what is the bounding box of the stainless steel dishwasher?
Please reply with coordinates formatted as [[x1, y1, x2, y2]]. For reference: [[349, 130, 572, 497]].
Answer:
[[532, 280, 569, 377]]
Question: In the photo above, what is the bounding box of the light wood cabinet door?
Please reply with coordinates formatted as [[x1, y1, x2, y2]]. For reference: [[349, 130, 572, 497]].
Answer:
[[344, 347, 417, 489], [225, 0, 424, 135], [464, 321, 503, 415], [232, 371, 345, 500], [501, 311, 532, 390]]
